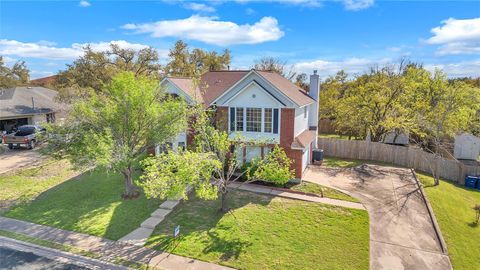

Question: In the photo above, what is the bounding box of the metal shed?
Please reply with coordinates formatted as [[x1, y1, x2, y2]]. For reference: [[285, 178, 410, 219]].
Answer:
[[454, 133, 480, 161]]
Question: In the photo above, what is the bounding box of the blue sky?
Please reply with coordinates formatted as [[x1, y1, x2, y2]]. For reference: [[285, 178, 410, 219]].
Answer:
[[1, 0, 479, 79]]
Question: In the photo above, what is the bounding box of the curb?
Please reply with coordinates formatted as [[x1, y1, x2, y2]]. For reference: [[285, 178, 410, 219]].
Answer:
[[410, 168, 449, 255]]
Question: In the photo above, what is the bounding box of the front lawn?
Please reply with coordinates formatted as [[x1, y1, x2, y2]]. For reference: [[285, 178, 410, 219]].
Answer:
[[5, 167, 160, 240], [289, 181, 359, 203], [418, 173, 480, 270], [0, 160, 79, 212], [145, 190, 369, 270]]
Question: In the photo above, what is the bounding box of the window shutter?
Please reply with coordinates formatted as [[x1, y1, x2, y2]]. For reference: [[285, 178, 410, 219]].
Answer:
[[230, 107, 235, 131], [273, 108, 279, 134]]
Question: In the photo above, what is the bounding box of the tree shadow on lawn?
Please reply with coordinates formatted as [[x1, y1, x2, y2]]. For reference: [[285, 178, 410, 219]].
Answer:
[[4, 168, 160, 240], [146, 190, 273, 262]]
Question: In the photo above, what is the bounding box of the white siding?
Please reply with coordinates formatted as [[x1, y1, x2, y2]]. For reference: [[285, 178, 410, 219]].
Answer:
[[302, 145, 311, 171], [294, 106, 308, 137], [227, 82, 281, 143]]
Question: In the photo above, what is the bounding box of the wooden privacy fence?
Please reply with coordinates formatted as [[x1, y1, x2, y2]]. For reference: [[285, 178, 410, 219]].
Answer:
[[318, 138, 480, 185]]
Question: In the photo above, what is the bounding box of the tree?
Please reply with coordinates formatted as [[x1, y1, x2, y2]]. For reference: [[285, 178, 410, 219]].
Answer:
[[141, 112, 294, 213], [165, 40, 231, 77], [0, 56, 30, 88], [55, 44, 161, 100], [407, 69, 480, 185], [253, 57, 296, 80], [47, 72, 190, 197]]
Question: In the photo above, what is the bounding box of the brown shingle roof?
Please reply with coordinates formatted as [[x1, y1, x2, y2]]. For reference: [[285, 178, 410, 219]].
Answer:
[[199, 71, 249, 105], [291, 129, 317, 149], [257, 71, 315, 107], [168, 77, 203, 103], [165, 70, 314, 107]]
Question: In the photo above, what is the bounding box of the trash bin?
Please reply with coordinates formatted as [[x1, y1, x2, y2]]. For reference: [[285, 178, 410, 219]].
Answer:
[[465, 176, 478, 189], [312, 149, 324, 165]]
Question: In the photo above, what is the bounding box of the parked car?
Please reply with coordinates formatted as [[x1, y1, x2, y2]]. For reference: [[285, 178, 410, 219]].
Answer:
[[2, 125, 46, 150]]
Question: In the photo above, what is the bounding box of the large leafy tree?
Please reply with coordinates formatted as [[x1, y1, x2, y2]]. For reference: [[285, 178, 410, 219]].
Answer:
[[55, 44, 161, 101], [0, 56, 30, 88], [48, 72, 190, 197], [141, 112, 294, 213], [165, 40, 231, 77], [406, 68, 480, 185]]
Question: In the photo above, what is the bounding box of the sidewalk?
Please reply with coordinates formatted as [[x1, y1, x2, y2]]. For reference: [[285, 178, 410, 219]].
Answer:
[[0, 216, 235, 270], [228, 182, 366, 210]]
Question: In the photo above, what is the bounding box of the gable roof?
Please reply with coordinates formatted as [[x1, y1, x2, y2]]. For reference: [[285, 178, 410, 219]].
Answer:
[[167, 77, 204, 103], [165, 69, 314, 107], [0, 86, 61, 118], [256, 71, 314, 107]]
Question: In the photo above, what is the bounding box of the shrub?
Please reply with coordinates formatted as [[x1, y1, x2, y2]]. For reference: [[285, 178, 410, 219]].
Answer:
[[251, 145, 294, 186]]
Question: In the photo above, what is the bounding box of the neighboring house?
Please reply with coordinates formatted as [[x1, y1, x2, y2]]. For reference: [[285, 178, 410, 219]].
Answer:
[[159, 69, 320, 178], [454, 133, 480, 161], [0, 86, 63, 132]]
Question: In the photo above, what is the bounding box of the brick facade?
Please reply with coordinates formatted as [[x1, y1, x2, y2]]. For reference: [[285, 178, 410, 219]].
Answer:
[[280, 108, 304, 178], [215, 106, 229, 132]]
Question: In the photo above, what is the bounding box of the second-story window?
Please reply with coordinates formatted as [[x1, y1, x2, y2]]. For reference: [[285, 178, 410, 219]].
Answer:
[[236, 107, 244, 131], [264, 108, 272, 133], [246, 108, 262, 132]]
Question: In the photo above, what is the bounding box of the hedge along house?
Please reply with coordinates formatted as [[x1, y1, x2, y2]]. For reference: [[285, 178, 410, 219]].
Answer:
[[0, 86, 63, 132], [159, 69, 320, 178]]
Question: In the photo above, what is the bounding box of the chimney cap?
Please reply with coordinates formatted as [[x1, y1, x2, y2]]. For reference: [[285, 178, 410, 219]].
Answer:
[[313, 70, 318, 75]]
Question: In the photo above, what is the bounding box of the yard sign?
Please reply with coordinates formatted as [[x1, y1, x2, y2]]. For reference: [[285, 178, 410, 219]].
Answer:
[[174, 225, 180, 237]]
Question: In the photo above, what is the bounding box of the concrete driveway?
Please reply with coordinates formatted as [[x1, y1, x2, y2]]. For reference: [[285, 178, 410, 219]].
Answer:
[[0, 147, 44, 175], [303, 164, 452, 270]]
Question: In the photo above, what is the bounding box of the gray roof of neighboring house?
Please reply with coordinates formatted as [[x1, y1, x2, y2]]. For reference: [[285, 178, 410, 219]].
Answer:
[[0, 86, 61, 119]]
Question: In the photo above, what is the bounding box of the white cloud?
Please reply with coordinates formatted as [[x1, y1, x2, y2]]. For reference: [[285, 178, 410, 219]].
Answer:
[[78, 0, 91, 7], [246, 8, 255, 15], [342, 0, 374, 11], [0, 39, 154, 60], [235, 0, 322, 7], [425, 59, 480, 78], [123, 15, 284, 46], [183, 2, 216, 12], [426, 17, 480, 55], [294, 57, 391, 77]]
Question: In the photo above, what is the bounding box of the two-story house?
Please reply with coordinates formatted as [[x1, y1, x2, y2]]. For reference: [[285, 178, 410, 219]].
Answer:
[[159, 69, 320, 178]]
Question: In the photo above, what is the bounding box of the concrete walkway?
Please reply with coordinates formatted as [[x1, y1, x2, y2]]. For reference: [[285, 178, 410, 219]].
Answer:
[[228, 182, 366, 210], [119, 200, 180, 246], [0, 216, 235, 270], [303, 165, 452, 270]]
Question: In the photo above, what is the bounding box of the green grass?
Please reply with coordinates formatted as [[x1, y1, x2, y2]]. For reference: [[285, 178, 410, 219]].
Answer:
[[417, 173, 480, 270], [146, 190, 369, 270], [5, 168, 160, 240], [0, 160, 79, 212], [289, 182, 359, 203]]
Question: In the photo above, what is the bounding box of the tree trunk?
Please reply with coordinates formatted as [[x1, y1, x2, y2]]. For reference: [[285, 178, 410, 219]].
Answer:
[[123, 166, 137, 198], [221, 189, 229, 213]]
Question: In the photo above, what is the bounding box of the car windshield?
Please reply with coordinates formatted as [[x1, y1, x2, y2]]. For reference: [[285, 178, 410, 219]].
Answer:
[[15, 127, 35, 136]]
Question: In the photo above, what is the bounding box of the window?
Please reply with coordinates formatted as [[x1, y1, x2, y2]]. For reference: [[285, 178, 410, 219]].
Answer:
[[264, 108, 272, 133], [246, 108, 262, 132], [236, 107, 244, 131], [178, 142, 185, 151], [304, 107, 307, 118]]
